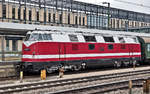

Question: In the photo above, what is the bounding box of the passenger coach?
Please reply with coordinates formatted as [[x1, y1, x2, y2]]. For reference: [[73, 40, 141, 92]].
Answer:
[[21, 30, 141, 73]]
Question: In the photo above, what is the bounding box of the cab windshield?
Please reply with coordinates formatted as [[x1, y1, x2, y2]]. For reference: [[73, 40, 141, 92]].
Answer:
[[38, 34, 52, 40], [25, 33, 52, 41], [29, 33, 39, 41]]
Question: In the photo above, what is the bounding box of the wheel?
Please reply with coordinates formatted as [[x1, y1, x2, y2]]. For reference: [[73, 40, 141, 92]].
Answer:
[[46, 66, 59, 73], [114, 61, 122, 68], [73, 65, 82, 71], [132, 60, 139, 66], [81, 63, 86, 69], [122, 61, 129, 67], [46, 67, 53, 73]]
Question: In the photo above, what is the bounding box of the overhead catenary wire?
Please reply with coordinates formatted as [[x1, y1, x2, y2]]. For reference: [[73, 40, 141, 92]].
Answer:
[[114, 0, 150, 9]]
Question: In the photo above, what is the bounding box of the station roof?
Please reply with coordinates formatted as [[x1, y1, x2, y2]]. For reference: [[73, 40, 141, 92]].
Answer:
[[0, 22, 150, 37]]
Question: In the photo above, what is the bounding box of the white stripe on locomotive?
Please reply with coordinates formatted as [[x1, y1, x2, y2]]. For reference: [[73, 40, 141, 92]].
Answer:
[[23, 52, 141, 59]]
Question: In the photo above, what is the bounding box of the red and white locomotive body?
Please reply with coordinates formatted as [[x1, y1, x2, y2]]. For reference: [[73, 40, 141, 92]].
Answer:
[[22, 30, 141, 72]]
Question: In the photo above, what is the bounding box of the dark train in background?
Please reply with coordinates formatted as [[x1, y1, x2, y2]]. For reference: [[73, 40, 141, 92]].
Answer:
[[17, 27, 150, 73]]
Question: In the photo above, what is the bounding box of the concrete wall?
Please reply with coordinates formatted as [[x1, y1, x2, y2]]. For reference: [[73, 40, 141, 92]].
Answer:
[[62, 11, 68, 24], [70, 12, 74, 25], [20, 6, 24, 20], [31, 8, 36, 21], [39, 8, 44, 22], [26, 7, 29, 21], [18, 40, 22, 51], [15, 6, 19, 19], [6, 4, 12, 19]]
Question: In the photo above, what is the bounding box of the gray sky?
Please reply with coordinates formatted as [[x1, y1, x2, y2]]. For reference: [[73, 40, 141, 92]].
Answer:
[[75, 0, 150, 14]]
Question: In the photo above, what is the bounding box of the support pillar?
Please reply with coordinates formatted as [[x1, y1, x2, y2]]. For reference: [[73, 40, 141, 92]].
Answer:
[[129, 80, 132, 94], [143, 79, 150, 94], [1, 36, 5, 61]]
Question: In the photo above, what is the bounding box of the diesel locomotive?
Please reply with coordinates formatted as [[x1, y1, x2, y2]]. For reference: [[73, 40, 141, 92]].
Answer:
[[19, 27, 150, 73]]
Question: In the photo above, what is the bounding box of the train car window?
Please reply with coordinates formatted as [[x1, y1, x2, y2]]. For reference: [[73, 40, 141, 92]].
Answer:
[[147, 44, 150, 52], [29, 33, 39, 41], [69, 35, 78, 42], [108, 44, 113, 50], [118, 37, 125, 43], [25, 34, 30, 41], [103, 37, 114, 42], [72, 44, 78, 50], [84, 36, 96, 42], [39, 34, 43, 40], [89, 44, 95, 50]]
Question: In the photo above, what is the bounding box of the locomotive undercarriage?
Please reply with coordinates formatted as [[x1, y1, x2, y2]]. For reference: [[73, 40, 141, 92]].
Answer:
[[19, 57, 140, 73]]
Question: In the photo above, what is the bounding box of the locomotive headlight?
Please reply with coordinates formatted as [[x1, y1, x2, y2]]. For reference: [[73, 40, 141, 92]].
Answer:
[[24, 48, 30, 51]]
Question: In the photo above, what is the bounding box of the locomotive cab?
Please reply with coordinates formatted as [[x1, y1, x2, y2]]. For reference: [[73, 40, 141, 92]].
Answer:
[[22, 31, 57, 72], [23, 31, 39, 56]]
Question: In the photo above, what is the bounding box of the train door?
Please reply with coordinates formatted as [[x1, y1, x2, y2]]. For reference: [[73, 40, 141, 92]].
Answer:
[[128, 44, 134, 63], [145, 43, 150, 60], [59, 43, 66, 64], [129, 44, 134, 56], [31, 33, 39, 57], [36, 33, 44, 56]]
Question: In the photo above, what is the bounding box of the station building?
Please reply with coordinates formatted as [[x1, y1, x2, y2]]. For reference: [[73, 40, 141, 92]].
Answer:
[[0, 0, 150, 61], [0, 0, 150, 30]]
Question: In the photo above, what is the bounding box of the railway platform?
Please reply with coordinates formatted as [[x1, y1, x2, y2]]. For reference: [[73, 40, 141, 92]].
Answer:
[[0, 61, 20, 78]]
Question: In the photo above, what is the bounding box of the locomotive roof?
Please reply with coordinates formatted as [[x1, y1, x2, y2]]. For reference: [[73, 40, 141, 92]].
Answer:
[[25, 27, 141, 45], [28, 29, 137, 38], [0, 22, 149, 38]]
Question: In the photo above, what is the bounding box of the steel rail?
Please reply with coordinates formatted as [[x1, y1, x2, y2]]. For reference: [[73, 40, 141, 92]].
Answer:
[[48, 79, 144, 94]]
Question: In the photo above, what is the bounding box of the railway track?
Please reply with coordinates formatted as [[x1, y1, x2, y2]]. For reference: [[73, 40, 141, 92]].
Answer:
[[0, 69, 150, 94], [49, 79, 143, 94]]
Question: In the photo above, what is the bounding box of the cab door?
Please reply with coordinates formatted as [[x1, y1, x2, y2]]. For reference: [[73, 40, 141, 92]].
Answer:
[[128, 44, 134, 60], [30, 33, 39, 58], [145, 43, 150, 59], [59, 43, 66, 62]]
